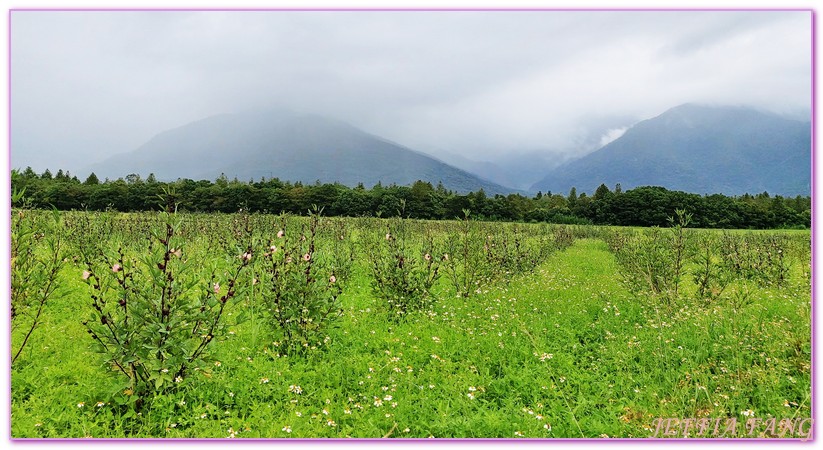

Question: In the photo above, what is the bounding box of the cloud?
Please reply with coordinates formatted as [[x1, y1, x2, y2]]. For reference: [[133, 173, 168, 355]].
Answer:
[[598, 127, 629, 148], [10, 10, 811, 173]]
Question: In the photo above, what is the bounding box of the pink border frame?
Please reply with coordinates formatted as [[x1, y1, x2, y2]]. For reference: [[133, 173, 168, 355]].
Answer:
[[6, 7, 817, 442]]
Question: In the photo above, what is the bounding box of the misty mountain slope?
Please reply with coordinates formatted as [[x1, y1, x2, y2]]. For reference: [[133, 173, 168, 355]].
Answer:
[[425, 150, 540, 191], [430, 150, 566, 192], [84, 110, 514, 194], [531, 104, 811, 196]]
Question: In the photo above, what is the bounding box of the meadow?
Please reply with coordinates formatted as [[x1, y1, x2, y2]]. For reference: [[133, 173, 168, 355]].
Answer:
[[10, 207, 811, 438]]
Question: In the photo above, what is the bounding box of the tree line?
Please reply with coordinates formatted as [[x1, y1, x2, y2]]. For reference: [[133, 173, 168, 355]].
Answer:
[[11, 167, 811, 229]]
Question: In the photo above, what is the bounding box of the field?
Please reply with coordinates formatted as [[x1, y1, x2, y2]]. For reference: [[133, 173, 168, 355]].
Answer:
[[10, 209, 812, 438]]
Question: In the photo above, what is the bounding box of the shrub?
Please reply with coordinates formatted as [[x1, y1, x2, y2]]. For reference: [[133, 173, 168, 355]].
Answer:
[[610, 209, 693, 304], [11, 207, 66, 365], [691, 233, 733, 302], [442, 210, 492, 297], [258, 211, 344, 354], [366, 217, 442, 318], [81, 207, 249, 407]]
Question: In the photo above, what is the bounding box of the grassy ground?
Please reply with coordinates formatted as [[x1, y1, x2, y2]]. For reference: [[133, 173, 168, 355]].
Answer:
[[11, 237, 811, 438]]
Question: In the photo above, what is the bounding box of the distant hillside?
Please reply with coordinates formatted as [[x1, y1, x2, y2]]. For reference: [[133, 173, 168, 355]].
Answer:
[[531, 104, 811, 196], [430, 150, 564, 192], [84, 110, 514, 195]]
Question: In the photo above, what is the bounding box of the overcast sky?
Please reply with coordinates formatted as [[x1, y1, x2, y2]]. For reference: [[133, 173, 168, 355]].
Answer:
[[10, 10, 812, 173]]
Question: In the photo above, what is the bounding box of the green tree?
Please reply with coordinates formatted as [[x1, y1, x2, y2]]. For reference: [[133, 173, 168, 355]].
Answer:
[[84, 172, 100, 185], [125, 173, 142, 184], [593, 183, 612, 200], [567, 187, 578, 208]]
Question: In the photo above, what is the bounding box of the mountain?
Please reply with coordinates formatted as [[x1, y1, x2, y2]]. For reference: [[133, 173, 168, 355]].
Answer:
[[423, 149, 571, 191], [84, 110, 514, 194], [422, 150, 511, 188], [531, 104, 811, 196]]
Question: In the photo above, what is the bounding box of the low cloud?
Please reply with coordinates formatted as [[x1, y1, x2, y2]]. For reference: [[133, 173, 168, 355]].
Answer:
[[598, 127, 630, 148], [10, 10, 811, 173]]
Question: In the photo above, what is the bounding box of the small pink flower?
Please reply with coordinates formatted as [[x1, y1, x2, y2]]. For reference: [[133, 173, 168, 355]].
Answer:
[[424, 253, 431, 261], [270, 245, 278, 253], [112, 264, 122, 273], [385, 233, 392, 241], [329, 275, 336, 284], [213, 282, 220, 293], [242, 252, 252, 262], [82, 270, 91, 280], [277, 230, 284, 238], [303, 253, 311, 262]]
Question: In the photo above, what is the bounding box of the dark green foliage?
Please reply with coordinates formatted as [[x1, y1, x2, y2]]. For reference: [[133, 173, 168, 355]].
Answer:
[[11, 169, 810, 229], [84, 172, 100, 185]]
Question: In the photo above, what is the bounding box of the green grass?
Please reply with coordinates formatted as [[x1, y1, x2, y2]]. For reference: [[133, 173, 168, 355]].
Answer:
[[11, 224, 811, 439]]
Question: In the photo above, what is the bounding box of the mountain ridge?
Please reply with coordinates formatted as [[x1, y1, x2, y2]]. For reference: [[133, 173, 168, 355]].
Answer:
[[530, 103, 811, 196], [83, 110, 516, 195]]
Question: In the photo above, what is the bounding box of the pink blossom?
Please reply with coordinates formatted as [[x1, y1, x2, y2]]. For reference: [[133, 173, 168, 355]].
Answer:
[[112, 264, 122, 273], [82, 270, 91, 280], [303, 253, 311, 262], [385, 233, 392, 241], [213, 282, 220, 293], [270, 245, 278, 253], [424, 253, 431, 261], [242, 252, 252, 262], [277, 230, 284, 238], [329, 275, 336, 284]]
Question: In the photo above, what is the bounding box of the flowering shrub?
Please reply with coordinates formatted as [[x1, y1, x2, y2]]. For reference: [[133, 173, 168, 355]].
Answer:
[[258, 211, 344, 354], [11, 207, 65, 365], [81, 207, 249, 407], [324, 217, 356, 284], [691, 233, 733, 302], [367, 217, 442, 317], [610, 210, 693, 304], [483, 224, 552, 278], [719, 232, 790, 287], [442, 210, 492, 297]]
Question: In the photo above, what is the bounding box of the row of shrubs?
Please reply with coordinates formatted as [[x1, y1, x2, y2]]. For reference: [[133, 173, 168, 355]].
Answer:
[[11, 201, 578, 410], [606, 209, 809, 305]]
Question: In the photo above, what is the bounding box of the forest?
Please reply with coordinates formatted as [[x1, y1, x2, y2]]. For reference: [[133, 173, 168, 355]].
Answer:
[[12, 167, 811, 229]]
